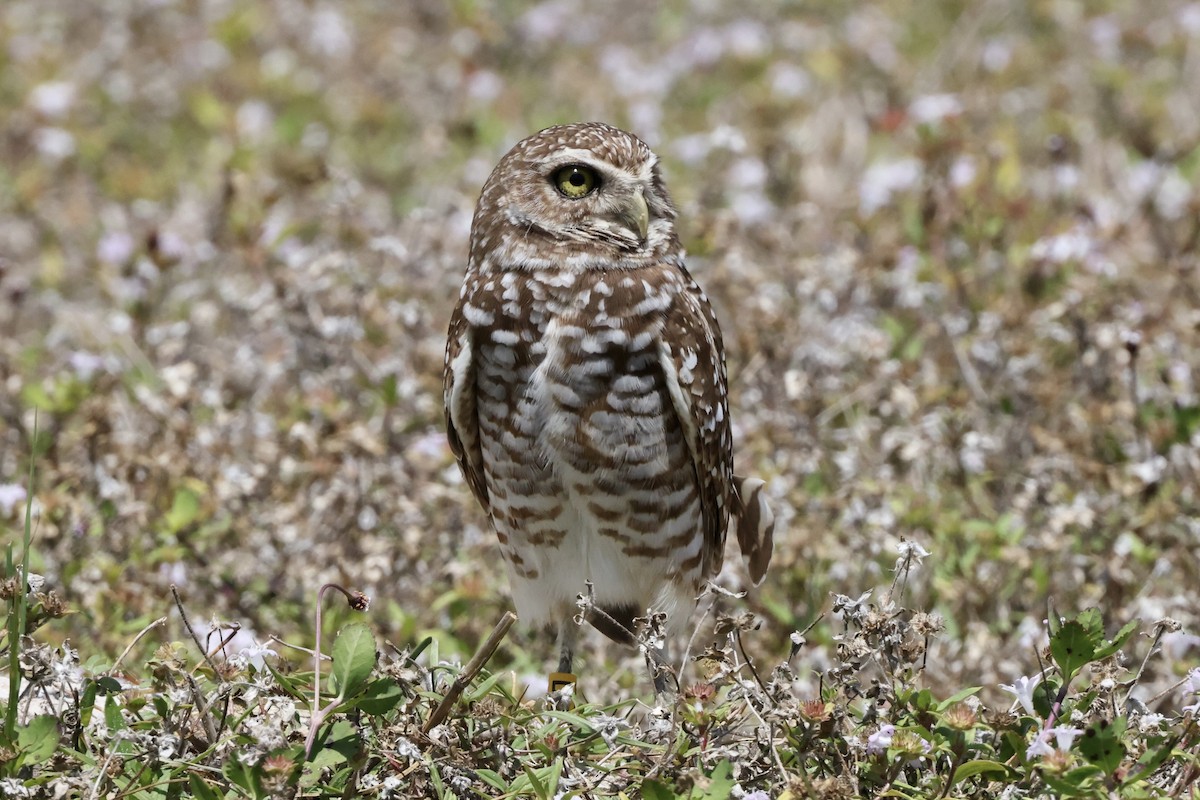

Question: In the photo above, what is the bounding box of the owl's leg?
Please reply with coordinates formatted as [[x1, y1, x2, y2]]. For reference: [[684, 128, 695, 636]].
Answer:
[[556, 616, 578, 674], [647, 643, 678, 696], [547, 616, 579, 697]]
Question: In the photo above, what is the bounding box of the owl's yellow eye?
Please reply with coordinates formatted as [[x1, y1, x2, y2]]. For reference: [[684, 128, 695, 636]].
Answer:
[[553, 165, 598, 198]]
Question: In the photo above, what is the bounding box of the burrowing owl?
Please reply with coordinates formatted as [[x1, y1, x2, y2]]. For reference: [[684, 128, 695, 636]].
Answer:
[[444, 122, 773, 684]]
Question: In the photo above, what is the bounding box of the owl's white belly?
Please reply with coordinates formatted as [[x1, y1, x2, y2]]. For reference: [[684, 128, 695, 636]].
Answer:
[[475, 313, 703, 634]]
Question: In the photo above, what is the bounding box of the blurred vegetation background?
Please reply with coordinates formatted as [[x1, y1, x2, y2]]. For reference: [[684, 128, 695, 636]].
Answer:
[[1, 0, 1198, 704]]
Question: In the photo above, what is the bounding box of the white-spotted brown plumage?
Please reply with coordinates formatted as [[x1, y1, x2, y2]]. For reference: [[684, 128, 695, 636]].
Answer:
[[444, 122, 773, 680]]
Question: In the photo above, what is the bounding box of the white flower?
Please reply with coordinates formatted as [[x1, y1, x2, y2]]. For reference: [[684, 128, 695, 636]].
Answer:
[[156, 734, 180, 760], [1000, 674, 1042, 717], [909, 93, 962, 124], [34, 127, 75, 161], [240, 639, 278, 663], [1030, 228, 1093, 264], [1181, 3, 1200, 35], [895, 539, 931, 570], [309, 7, 352, 57], [1025, 730, 1055, 759], [29, 81, 75, 117], [950, 156, 977, 188], [1128, 456, 1167, 486], [867, 724, 894, 755], [395, 737, 421, 759], [97, 231, 135, 264], [1138, 712, 1165, 731], [859, 159, 922, 215], [68, 351, 106, 380], [0, 777, 32, 797], [235, 100, 274, 143], [1183, 668, 1200, 714], [1049, 725, 1083, 751], [0, 484, 27, 516]]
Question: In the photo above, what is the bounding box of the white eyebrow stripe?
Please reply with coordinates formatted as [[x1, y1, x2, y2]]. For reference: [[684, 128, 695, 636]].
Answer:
[[547, 148, 606, 165]]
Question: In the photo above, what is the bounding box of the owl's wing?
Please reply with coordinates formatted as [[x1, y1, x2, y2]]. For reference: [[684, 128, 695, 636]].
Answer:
[[444, 301, 490, 512], [657, 270, 774, 585], [656, 269, 735, 581]]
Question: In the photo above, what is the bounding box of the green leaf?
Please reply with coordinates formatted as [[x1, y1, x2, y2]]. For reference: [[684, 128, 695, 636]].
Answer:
[[1041, 771, 1090, 797], [224, 757, 263, 797], [1046, 601, 1061, 637], [189, 773, 221, 800], [1079, 719, 1126, 775], [17, 715, 59, 764], [1093, 618, 1140, 661], [302, 721, 361, 787], [521, 762, 548, 799], [699, 760, 735, 799], [331, 622, 377, 700], [350, 678, 405, 715], [1050, 620, 1096, 681], [163, 487, 201, 534], [79, 680, 99, 728], [104, 699, 125, 732], [1076, 607, 1104, 642], [936, 686, 982, 711], [463, 671, 506, 704], [641, 780, 676, 800], [475, 769, 507, 791], [429, 761, 446, 797], [950, 759, 1009, 785]]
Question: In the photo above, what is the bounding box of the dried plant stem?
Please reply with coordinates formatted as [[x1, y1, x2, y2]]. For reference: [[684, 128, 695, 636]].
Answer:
[[5, 411, 37, 737], [1121, 622, 1170, 712], [184, 673, 218, 746], [423, 611, 516, 734], [311, 586, 366, 717], [170, 585, 225, 682], [305, 583, 371, 756], [731, 628, 771, 703], [109, 616, 168, 675]]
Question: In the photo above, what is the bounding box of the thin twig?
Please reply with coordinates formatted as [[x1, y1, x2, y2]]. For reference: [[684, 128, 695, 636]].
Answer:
[[305, 583, 371, 756], [199, 626, 243, 674], [268, 634, 329, 660], [184, 673, 218, 746], [88, 733, 125, 800], [1121, 622, 1170, 712], [170, 585, 225, 683], [423, 611, 517, 734], [1125, 333, 1148, 461], [940, 316, 990, 406], [731, 628, 772, 704], [109, 616, 168, 676], [311, 585, 369, 730]]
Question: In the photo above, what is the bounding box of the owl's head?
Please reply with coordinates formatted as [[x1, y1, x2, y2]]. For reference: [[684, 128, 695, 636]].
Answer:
[[469, 122, 680, 270]]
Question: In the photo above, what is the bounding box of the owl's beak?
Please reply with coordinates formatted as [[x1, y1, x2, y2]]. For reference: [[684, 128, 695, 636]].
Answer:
[[616, 190, 650, 242]]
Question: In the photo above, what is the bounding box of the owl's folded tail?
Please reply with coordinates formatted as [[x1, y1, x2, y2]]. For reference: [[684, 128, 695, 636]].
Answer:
[[733, 475, 775, 585]]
